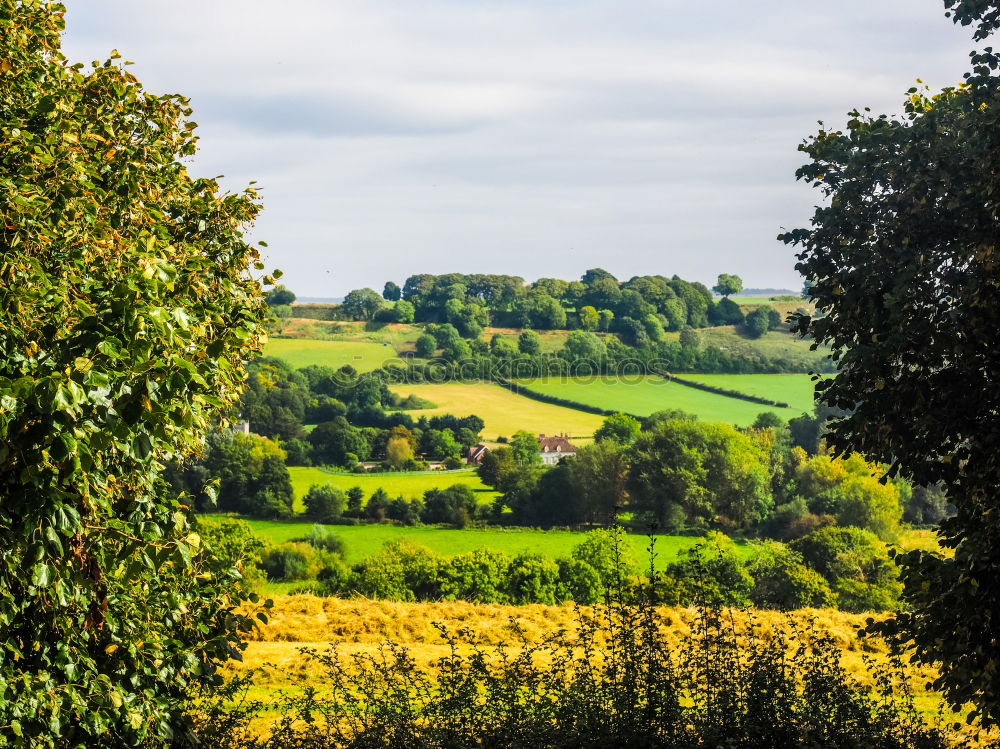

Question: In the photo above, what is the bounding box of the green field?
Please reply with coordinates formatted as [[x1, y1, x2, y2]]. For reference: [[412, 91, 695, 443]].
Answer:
[[680, 374, 818, 415], [389, 382, 605, 441], [289, 466, 498, 511], [513, 376, 798, 426], [263, 338, 403, 372], [668, 326, 833, 371], [234, 519, 752, 568]]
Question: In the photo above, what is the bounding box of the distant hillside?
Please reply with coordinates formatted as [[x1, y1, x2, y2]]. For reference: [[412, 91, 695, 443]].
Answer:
[[740, 288, 799, 297]]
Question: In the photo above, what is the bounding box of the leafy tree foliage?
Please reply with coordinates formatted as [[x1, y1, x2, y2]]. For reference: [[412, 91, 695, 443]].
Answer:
[[628, 419, 773, 531], [517, 329, 541, 355], [415, 333, 437, 358], [266, 285, 296, 306], [382, 281, 401, 301], [0, 4, 271, 744], [743, 306, 770, 339], [341, 288, 385, 321], [780, 0, 1000, 723], [303, 484, 347, 523], [594, 412, 641, 445], [713, 273, 743, 298]]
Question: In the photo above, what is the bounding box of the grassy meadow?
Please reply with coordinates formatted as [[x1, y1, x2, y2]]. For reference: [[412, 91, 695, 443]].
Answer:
[[237, 519, 741, 568], [263, 338, 402, 372], [288, 466, 498, 511], [675, 326, 834, 371], [513, 376, 799, 426], [680, 373, 818, 414], [389, 382, 606, 440]]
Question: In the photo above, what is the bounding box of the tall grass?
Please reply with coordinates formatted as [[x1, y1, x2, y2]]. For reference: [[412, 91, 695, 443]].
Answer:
[[183, 538, 983, 748]]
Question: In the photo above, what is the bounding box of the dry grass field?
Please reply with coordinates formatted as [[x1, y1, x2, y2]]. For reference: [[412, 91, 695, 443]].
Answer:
[[226, 595, 988, 745]]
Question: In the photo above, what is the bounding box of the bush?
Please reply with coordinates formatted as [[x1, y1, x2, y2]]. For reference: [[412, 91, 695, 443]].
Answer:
[[290, 524, 346, 557], [259, 542, 331, 582], [747, 542, 836, 610], [555, 558, 604, 604], [666, 532, 754, 607], [206, 568, 956, 749], [196, 518, 267, 593], [571, 527, 637, 592], [744, 306, 770, 338], [507, 553, 561, 605], [439, 548, 513, 604], [791, 527, 901, 612], [349, 541, 442, 601], [302, 484, 347, 523]]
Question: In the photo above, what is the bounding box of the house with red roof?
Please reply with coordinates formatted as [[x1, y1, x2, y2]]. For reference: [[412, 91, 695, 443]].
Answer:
[[537, 433, 577, 465]]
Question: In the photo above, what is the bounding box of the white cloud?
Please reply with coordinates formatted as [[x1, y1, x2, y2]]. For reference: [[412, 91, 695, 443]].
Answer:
[[62, 0, 973, 295]]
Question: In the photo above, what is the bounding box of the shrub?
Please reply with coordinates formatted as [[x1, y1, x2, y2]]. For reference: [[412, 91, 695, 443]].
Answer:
[[349, 541, 442, 601], [791, 527, 901, 612], [571, 527, 637, 592], [196, 518, 267, 593], [290, 524, 346, 556], [260, 542, 330, 582], [747, 542, 836, 610], [555, 558, 604, 604], [210, 569, 956, 748], [302, 484, 347, 523], [507, 553, 561, 605], [666, 532, 754, 607], [439, 548, 513, 604]]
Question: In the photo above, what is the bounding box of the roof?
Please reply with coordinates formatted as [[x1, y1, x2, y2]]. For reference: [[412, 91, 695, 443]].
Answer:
[[467, 444, 490, 460], [537, 434, 577, 453]]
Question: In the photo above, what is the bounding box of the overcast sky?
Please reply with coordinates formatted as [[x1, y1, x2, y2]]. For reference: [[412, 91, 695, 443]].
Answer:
[[61, 1, 973, 297]]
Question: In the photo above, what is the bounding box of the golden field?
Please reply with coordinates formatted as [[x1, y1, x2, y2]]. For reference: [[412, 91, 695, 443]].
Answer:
[[227, 594, 988, 745]]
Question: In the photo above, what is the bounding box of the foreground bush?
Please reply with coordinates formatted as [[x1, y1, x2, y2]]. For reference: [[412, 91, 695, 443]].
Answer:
[[191, 585, 961, 749]]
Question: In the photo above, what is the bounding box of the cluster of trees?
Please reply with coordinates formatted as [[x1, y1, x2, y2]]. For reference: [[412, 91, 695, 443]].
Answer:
[[234, 522, 900, 613], [335, 272, 783, 340], [236, 357, 486, 469], [300, 482, 485, 527], [480, 412, 949, 541]]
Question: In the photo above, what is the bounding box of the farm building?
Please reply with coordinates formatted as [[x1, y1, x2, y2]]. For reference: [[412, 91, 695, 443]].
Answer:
[[466, 444, 490, 465], [537, 434, 577, 465]]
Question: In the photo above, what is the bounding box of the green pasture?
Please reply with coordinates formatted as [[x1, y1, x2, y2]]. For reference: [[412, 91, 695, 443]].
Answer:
[[679, 374, 819, 415], [482, 327, 575, 354], [669, 326, 833, 371], [289, 466, 499, 511], [263, 338, 403, 372], [513, 376, 797, 426], [236, 519, 752, 568], [389, 382, 605, 441]]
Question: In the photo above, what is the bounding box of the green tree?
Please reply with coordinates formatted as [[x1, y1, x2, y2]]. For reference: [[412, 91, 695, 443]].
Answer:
[[780, 4, 1000, 715], [303, 484, 347, 523], [509, 430, 543, 467], [562, 330, 607, 361], [594, 412, 641, 445], [266, 284, 297, 306], [524, 293, 567, 330], [743, 306, 770, 339], [341, 287, 385, 320], [571, 527, 636, 593], [578, 305, 600, 331], [712, 273, 743, 298], [518, 329, 542, 355], [628, 419, 773, 530], [747, 542, 835, 610], [382, 281, 401, 301], [0, 6, 271, 743], [415, 333, 437, 358], [309, 418, 371, 466], [392, 299, 415, 323]]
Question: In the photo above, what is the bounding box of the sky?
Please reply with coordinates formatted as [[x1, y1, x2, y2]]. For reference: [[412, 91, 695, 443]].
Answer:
[[61, 1, 974, 298]]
